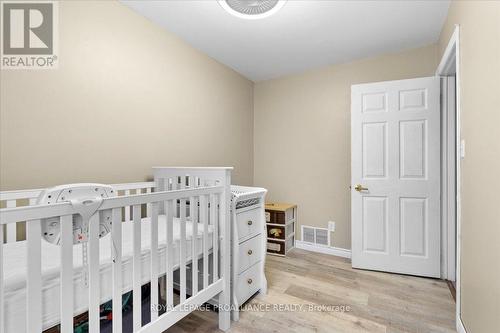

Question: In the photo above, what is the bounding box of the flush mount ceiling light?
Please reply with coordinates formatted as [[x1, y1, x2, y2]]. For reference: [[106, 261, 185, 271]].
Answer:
[[218, 0, 287, 20]]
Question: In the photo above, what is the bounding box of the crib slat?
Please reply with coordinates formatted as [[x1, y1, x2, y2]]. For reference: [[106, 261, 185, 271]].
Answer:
[[111, 208, 123, 333], [26, 219, 42, 333], [88, 214, 100, 333], [200, 195, 209, 288], [6, 201, 16, 243], [170, 178, 178, 217], [133, 204, 142, 332], [150, 202, 159, 321], [60, 215, 74, 333], [190, 193, 199, 296], [165, 199, 174, 309], [6, 223, 16, 242], [146, 187, 152, 217], [155, 178, 165, 214], [211, 194, 219, 281], [179, 197, 187, 303], [125, 190, 131, 221], [0, 224, 4, 333]]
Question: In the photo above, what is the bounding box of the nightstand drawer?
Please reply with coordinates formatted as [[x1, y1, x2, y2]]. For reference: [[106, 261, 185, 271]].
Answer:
[[235, 262, 261, 306], [237, 234, 262, 274], [236, 207, 261, 241]]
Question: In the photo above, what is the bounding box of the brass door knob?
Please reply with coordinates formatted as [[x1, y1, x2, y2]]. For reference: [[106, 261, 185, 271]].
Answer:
[[248, 249, 253, 255], [247, 220, 253, 226], [354, 184, 369, 192], [247, 278, 253, 284]]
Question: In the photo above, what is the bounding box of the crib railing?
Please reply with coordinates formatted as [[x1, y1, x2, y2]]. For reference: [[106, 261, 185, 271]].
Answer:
[[0, 181, 155, 243], [0, 170, 231, 333], [0, 189, 40, 243]]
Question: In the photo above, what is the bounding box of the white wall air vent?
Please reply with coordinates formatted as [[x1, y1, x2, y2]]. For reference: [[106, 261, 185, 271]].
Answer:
[[301, 225, 330, 247], [302, 226, 315, 243], [218, 0, 287, 20], [315, 229, 329, 246]]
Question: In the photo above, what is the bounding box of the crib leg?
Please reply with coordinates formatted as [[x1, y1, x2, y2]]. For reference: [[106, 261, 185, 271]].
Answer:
[[231, 307, 240, 322], [219, 169, 232, 331], [218, 283, 231, 331]]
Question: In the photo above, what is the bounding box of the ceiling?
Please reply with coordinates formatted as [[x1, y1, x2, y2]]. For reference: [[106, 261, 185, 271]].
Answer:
[[122, 0, 450, 82]]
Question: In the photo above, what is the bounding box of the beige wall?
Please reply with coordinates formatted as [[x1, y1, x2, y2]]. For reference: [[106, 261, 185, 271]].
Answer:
[[0, 0, 254, 190], [254, 44, 438, 249], [438, 2, 500, 332]]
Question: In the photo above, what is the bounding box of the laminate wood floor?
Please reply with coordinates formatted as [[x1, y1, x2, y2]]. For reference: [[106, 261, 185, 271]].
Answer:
[[166, 249, 456, 333]]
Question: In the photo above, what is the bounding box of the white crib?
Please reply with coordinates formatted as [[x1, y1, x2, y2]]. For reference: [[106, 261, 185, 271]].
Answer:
[[0, 167, 232, 333]]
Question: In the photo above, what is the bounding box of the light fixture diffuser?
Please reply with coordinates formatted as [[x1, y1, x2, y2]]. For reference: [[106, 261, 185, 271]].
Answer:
[[218, 0, 287, 20]]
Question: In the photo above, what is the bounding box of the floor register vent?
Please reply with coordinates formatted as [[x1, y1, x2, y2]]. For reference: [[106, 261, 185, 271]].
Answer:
[[301, 225, 330, 246]]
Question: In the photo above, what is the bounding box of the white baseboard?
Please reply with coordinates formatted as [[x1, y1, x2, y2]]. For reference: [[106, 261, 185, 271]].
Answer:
[[457, 315, 467, 333], [295, 240, 351, 259]]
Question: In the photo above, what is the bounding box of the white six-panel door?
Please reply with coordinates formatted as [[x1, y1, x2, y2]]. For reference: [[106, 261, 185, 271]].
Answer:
[[351, 76, 440, 278]]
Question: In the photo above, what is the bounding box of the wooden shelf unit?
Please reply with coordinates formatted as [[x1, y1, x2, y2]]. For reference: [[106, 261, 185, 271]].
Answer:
[[265, 202, 297, 256]]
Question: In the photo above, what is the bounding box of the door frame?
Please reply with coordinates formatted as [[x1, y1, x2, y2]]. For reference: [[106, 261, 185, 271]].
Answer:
[[440, 76, 456, 282], [436, 25, 465, 333]]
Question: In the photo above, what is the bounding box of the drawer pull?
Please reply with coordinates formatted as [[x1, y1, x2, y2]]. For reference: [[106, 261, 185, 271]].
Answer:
[[247, 278, 253, 284], [247, 220, 253, 226], [247, 249, 253, 255]]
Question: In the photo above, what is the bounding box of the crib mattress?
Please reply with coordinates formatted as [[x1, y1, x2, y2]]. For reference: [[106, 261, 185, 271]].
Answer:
[[3, 216, 214, 333]]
